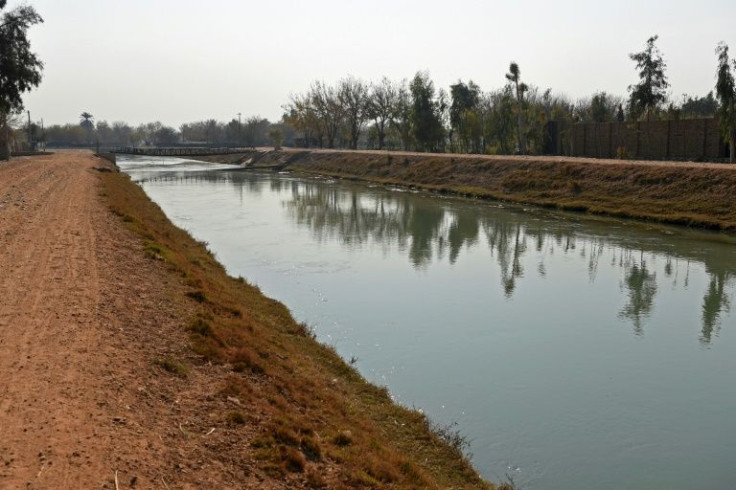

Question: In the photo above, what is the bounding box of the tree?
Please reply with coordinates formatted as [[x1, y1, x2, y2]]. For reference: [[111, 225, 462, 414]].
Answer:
[[152, 125, 179, 146], [268, 127, 284, 150], [486, 86, 516, 154], [616, 104, 625, 122], [366, 77, 399, 150], [393, 80, 413, 150], [409, 71, 445, 152], [79, 112, 94, 144], [337, 76, 370, 150], [242, 116, 270, 147], [628, 35, 669, 121], [0, 1, 44, 159], [680, 92, 717, 118], [449, 80, 481, 153], [283, 93, 320, 148], [310, 81, 341, 148], [715, 42, 736, 163], [506, 62, 528, 154], [590, 92, 612, 122], [79, 112, 94, 127]]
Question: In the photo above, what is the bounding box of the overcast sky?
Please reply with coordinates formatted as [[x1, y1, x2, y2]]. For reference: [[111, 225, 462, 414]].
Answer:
[[16, 0, 736, 127]]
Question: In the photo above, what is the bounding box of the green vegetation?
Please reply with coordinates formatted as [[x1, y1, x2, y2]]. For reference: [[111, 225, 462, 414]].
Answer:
[[154, 357, 190, 377], [26, 34, 735, 162], [716, 42, 736, 162], [628, 35, 669, 121], [0, 0, 43, 159], [409, 71, 447, 153]]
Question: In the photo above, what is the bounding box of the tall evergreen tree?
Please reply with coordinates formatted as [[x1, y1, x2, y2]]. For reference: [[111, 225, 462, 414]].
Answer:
[[628, 35, 668, 121], [409, 72, 445, 153], [449, 80, 480, 153], [715, 42, 736, 162]]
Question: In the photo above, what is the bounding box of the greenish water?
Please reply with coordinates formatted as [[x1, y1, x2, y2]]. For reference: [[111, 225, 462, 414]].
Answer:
[[120, 155, 736, 490]]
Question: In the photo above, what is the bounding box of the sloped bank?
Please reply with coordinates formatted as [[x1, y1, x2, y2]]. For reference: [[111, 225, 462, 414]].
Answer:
[[212, 149, 736, 232], [103, 167, 495, 489]]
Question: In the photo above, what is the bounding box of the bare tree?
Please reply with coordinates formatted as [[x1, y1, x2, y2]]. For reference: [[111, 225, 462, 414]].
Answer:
[[283, 92, 320, 147], [366, 77, 400, 150], [310, 81, 341, 148], [337, 76, 370, 150]]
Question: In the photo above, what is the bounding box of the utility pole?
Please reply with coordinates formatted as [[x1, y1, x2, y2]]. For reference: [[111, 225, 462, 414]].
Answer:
[[27, 110, 32, 151], [237, 112, 242, 148]]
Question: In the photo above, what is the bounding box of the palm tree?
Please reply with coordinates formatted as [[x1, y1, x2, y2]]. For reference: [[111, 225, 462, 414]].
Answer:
[[80, 112, 94, 145], [79, 111, 93, 128], [506, 62, 528, 154]]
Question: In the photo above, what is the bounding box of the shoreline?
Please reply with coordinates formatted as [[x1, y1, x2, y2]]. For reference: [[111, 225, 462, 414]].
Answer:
[[190, 148, 736, 232], [0, 151, 494, 489], [102, 156, 495, 488]]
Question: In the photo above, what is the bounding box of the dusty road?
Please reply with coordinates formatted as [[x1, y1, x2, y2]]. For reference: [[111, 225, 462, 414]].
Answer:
[[271, 147, 736, 170], [0, 152, 234, 489]]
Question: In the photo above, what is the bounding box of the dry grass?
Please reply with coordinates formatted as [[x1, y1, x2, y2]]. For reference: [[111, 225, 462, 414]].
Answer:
[[99, 170, 491, 489], [239, 150, 736, 232]]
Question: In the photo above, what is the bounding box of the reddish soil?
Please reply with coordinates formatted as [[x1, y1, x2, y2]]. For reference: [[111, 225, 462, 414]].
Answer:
[[0, 151, 270, 489], [274, 147, 736, 170]]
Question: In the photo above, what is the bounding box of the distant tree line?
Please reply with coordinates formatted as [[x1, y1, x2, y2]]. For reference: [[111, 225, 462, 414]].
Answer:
[[40, 114, 293, 149], [281, 36, 736, 160], [7, 32, 736, 162]]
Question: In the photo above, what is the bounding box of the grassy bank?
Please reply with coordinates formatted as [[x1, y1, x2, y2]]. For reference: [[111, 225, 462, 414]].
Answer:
[[215, 149, 736, 232], [100, 167, 494, 488]]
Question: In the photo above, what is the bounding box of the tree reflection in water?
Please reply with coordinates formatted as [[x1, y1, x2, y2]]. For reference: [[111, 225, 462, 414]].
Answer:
[[617, 251, 658, 336], [139, 171, 736, 344]]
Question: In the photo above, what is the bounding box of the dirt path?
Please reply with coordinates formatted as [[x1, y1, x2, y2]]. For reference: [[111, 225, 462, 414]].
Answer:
[[271, 147, 736, 170], [0, 151, 207, 489], [0, 151, 497, 490]]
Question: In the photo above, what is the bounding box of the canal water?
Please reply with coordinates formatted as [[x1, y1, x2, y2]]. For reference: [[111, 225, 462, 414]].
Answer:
[[119, 155, 736, 490]]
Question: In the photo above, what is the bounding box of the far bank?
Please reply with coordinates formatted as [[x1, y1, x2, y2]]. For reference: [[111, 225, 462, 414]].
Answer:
[[192, 149, 736, 232]]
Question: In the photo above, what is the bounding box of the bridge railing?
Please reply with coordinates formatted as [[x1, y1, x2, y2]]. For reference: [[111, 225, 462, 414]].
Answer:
[[108, 147, 256, 157]]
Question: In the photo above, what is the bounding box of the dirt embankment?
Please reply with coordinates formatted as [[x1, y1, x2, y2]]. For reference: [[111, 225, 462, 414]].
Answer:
[[0, 151, 493, 489], [219, 149, 736, 232]]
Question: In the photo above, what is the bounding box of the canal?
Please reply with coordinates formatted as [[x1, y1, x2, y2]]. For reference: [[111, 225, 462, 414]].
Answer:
[[119, 155, 736, 490]]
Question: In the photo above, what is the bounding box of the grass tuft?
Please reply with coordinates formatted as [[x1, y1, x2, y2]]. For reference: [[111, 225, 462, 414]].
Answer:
[[154, 357, 189, 377], [185, 290, 207, 303], [281, 446, 306, 473], [225, 411, 246, 425]]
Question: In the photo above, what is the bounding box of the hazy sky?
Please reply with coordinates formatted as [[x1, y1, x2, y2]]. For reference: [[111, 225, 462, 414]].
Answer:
[[16, 0, 736, 127]]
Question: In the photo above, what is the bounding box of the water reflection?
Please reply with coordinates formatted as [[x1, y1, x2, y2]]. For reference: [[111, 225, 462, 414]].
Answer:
[[702, 268, 731, 343], [136, 171, 735, 343], [618, 252, 658, 336]]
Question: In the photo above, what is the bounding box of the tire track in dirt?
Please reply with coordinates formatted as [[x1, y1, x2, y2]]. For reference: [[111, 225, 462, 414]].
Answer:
[[0, 154, 111, 488], [0, 151, 272, 490], [0, 152, 188, 489], [2, 151, 423, 490]]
